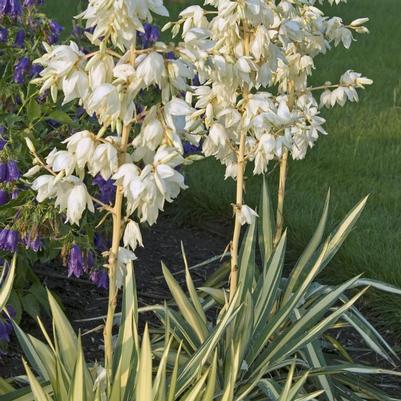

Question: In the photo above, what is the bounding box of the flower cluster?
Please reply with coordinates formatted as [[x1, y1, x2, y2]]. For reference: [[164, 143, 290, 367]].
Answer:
[[28, 0, 201, 289], [167, 1, 372, 219]]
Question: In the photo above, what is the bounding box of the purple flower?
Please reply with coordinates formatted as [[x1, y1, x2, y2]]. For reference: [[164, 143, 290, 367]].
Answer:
[[82, 251, 94, 272], [0, 230, 19, 252], [192, 74, 201, 86], [138, 23, 160, 48], [0, 163, 8, 182], [166, 52, 175, 60], [67, 244, 84, 278], [0, 0, 22, 17], [30, 64, 43, 78], [93, 175, 115, 205], [183, 142, 202, 155], [90, 270, 108, 289], [47, 20, 64, 44], [23, 0, 43, 6], [94, 233, 109, 252], [23, 232, 42, 252], [6, 161, 20, 181], [0, 305, 15, 343], [14, 30, 25, 48], [0, 28, 8, 43], [0, 140, 7, 150], [14, 57, 30, 84], [0, 190, 9, 206]]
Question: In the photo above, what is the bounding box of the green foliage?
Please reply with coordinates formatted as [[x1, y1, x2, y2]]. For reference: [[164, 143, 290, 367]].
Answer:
[[153, 183, 401, 401]]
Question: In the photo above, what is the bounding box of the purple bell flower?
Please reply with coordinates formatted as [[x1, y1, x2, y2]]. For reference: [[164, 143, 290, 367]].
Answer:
[[5, 230, 18, 252], [0, 230, 19, 252], [67, 244, 84, 278], [47, 20, 64, 44], [0, 163, 8, 182], [14, 30, 25, 48], [0, 190, 9, 206], [0, 305, 15, 343], [85, 251, 95, 271], [30, 64, 43, 78], [0, 140, 7, 151], [0, 28, 8, 43], [6, 161, 20, 181], [93, 175, 115, 205], [138, 23, 160, 48], [23, 232, 42, 252], [90, 270, 108, 289], [0, 0, 22, 17], [14, 57, 30, 84], [183, 142, 202, 155]]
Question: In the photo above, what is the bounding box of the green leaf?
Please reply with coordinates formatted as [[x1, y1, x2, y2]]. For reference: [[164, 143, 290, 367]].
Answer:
[[68, 336, 91, 401], [0, 254, 17, 311], [23, 360, 52, 401], [27, 100, 42, 121], [47, 290, 78, 375], [182, 243, 207, 325], [47, 110, 73, 125], [136, 324, 153, 401], [162, 263, 208, 343], [258, 178, 275, 268], [237, 222, 256, 302], [22, 294, 40, 320]]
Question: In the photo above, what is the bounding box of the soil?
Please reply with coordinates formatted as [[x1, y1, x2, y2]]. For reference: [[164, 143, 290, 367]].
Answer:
[[1, 216, 400, 394]]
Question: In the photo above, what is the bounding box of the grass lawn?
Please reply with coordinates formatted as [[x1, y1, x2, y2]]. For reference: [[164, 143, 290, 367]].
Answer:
[[44, 0, 401, 332]]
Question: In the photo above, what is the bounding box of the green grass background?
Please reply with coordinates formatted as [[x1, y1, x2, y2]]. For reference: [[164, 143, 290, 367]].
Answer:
[[45, 0, 401, 332]]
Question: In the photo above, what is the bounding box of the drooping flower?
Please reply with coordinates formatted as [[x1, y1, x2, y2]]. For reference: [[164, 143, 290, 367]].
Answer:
[[238, 205, 259, 226], [47, 20, 64, 44], [67, 244, 84, 278], [0, 305, 15, 343], [0, 229, 19, 252], [92, 175, 116, 205], [0, 190, 9, 206], [23, 231, 42, 252], [0, 28, 8, 43], [90, 270, 108, 289], [30, 64, 43, 78], [14, 30, 25, 48], [6, 160, 20, 181], [0, 163, 7, 182], [138, 23, 160, 48], [123, 220, 143, 251], [0, 0, 22, 17], [14, 57, 31, 85]]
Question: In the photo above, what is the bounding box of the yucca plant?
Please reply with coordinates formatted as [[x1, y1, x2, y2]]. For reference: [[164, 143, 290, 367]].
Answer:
[[0, 260, 317, 401], [1, 263, 216, 401], [150, 181, 401, 401]]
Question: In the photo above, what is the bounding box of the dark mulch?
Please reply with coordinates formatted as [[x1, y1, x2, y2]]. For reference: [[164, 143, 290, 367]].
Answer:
[[1, 216, 400, 395]]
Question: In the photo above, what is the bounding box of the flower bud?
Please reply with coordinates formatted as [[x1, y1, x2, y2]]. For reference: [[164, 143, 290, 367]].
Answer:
[[25, 137, 36, 153]]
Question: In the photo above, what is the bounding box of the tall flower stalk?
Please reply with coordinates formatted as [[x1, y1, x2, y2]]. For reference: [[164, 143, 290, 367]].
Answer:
[[171, 1, 373, 299], [27, 0, 201, 385]]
